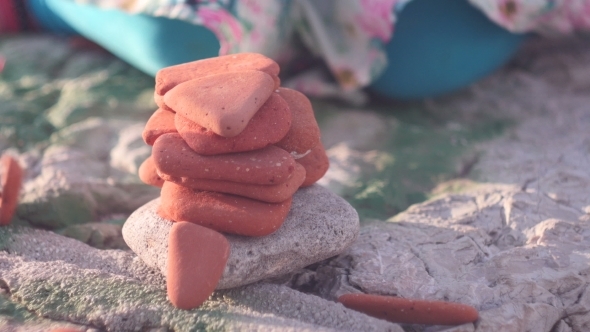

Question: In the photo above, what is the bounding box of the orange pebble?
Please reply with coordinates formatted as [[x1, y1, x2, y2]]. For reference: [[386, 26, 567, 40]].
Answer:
[[160, 163, 306, 203], [275, 88, 321, 156], [0, 154, 23, 226], [142, 108, 177, 146], [138, 156, 164, 188], [153, 133, 296, 185], [338, 293, 479, 326], [164, 71, 275, 137], [158, 181, 292, 237], [296, 142, 329, 187], [153, 91, 174, 112], [167, 222, 229, 310], [48, 328, 83, 332], [155, 53, 280, 95], [176, 93, 291, 155]]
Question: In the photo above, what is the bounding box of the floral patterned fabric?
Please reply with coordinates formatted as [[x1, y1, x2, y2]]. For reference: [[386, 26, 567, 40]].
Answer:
[[73, 0, 590, 99], [469, 0, 590, 35]]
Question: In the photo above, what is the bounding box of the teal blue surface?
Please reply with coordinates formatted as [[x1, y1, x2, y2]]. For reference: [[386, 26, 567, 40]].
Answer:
[[27, 0, 220, 76], [370, 0, 527, 99]]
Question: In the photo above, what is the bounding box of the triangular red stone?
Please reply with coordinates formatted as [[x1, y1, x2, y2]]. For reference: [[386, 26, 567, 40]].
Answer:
[[164, 71, 275, 137], [167, 222, 229, 310]]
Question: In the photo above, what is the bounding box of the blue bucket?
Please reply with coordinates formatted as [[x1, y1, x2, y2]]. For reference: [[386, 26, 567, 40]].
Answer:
[[370, 0, 527, 99], [27, 0, 220, 76]]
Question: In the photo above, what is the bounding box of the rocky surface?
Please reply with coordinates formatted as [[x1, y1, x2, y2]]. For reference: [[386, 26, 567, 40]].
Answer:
[[15, 118, 158, 229], [298, 183, 590, 331], [1, 34, 590, 331], [123, 185, 360, 289], [0, 226, 400, 332]]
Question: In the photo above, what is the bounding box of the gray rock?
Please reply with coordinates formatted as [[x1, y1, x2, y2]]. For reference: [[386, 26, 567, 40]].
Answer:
[[294, 184, 590, 332], [15, 118, 159, 228], [0, 226, 401, 332], [122, 185, 360, 289], [61, 222, 128, 250]]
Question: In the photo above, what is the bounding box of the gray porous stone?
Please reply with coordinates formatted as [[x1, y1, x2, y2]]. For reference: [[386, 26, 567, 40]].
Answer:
[[122, 185, 360, 289], [0, 226, 400, 332]]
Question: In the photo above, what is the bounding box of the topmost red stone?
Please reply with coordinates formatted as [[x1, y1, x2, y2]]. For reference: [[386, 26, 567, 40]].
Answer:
[[155, 53, 280, 95], [164, 71, 276, 137]]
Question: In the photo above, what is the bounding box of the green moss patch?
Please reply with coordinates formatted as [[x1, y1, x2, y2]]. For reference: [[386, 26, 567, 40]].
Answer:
[[315, 100, 511, 220]]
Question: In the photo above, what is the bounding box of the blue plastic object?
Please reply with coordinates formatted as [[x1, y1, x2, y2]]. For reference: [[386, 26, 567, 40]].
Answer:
[[27, 0, 220, 76], [370, 0, 527, 99]]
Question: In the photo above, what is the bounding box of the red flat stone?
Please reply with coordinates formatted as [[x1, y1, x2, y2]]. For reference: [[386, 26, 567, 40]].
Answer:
[[338, 293, 479, 326], [158, 181, 292, 237], [154, 91, 175, 113], [142, 108, 177, 146], [153, 133, 296, 185], [176, 93, 291, 155], [0, 155, 23, 226], [164, 71, 275, 137], [155, 53, 280, 95], [296, 142, 329, 187], [275, 88, 321, 156], [159, 163, 306, 203], [167, 222, 229, 310], [138, 156, 164, 188]]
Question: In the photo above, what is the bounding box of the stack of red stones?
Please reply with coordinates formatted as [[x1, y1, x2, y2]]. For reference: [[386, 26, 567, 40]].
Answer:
[[137, 53, 329, 309]]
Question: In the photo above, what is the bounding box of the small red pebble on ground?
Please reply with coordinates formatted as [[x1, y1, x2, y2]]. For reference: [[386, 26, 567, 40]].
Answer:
[[338, 293, 479, 326], [167, 222, 230, 310], [0, 154, 23, 225]]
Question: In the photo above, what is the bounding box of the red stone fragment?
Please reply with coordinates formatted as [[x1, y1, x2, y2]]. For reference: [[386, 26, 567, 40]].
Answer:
[[176, 93, 291, 155], [296, 142, 329, 187], [338, 293, 479, 326], [0, 155, 23, 226], [153, 91, 175, 112], [49, 329, 84, 332], [153, 133, 296, 185], [275, 88, 321, 156], [159, 163, 306, 203], [138, 156, 164, 188], [142, 108, 177, 146], [164, 71, 275, 137], [158, 181, 292, 237], [155, 53, 280, 95], [167, 222, 229, 310]]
